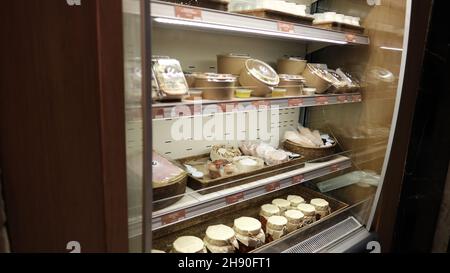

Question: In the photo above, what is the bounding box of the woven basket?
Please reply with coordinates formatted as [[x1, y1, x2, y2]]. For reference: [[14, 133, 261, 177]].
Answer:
[[283, 140, 337, 162]]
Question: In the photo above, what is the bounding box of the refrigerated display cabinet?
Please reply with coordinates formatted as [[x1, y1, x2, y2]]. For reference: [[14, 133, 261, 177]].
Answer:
[[0, 0, 431, 253], [121, 0, 430, 253]]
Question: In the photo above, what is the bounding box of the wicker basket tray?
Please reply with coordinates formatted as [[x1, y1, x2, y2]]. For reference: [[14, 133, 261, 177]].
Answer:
[[283, 139, 337, 162]]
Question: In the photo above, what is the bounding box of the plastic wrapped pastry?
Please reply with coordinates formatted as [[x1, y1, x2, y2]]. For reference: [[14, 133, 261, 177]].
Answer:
[[152, 151, 186, 188]]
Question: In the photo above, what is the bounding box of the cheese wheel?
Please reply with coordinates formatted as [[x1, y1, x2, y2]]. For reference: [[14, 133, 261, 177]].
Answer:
[[272, 199, 291, 212], [297, 204, 316, 216], [310, 198, 329, 211], [260, 204, 280, 218], [233, 156, 264, 172], [173, 236, 206, 253], [234, 217, 262, 236], [284, 209, 304, 224], [267, 216, 288, 231]]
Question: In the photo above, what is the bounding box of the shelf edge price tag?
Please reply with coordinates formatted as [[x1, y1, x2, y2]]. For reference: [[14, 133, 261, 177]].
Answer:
[[345, 33, 357, 43], [161, 210, 186, 226], [252, 100, 271, 110], [292, 174, 305, 185], [220, 102, 238, 113], [315, 96, 329, 105], [337, 95, 348, 103], [278, 22, 295, 33], [330, 164, 340, 172], [175, 6, 203, 20], [288, 98, 304, 107], [153, 108, 164, 119], [353, 95, 362, 102], [226, 192, 245, 205], [265, 181, 281, 193]]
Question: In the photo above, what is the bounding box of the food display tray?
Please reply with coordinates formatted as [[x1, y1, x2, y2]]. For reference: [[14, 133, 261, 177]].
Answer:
[[237, 9, 314, 25], [177, 154, 305, 194], [152, 185, 349, 252], [313, 21, 365, 35]]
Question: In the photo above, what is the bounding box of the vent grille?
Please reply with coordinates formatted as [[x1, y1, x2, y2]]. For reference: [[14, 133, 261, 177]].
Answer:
[[283, 217, 362, 253]]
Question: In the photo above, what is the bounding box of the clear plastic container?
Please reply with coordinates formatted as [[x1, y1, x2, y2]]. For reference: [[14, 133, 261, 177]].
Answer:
[[229, 0, 309, 16]]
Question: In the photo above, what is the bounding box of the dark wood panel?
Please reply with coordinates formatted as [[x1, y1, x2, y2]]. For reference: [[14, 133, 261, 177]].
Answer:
[[95, 0, 129, 253], [0, 0, 127, 252]]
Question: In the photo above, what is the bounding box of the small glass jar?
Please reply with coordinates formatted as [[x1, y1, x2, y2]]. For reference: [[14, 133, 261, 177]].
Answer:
[[233, 217, 266, 253], [284, 209, 305, 233], [287, 195, 306, 209], [172, 236, 207, 253], [259, 204, 281, 231], [272, 199, 291, 214], [297, 204, 316, 225], [266, 216, 288, 243], [310, 198, 331, 220], [204, 224, 239, 253]]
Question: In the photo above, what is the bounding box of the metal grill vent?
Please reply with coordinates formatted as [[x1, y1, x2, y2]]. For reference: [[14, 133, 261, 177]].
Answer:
[[283, 217, 362, 253]]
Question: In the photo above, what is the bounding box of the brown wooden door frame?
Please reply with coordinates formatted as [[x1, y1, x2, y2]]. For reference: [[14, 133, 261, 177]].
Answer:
[[0, 0, 128, 252], [372, 0, 433, 252]]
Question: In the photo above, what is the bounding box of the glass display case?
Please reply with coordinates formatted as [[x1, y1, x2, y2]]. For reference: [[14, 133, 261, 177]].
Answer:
[[123, 0, 411, 253]]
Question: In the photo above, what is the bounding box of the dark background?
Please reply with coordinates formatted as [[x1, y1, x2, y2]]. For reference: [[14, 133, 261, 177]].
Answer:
[[392, 0, 450, 252]]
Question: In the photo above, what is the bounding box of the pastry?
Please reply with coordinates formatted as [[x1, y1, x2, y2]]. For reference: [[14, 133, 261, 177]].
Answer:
[[208, 160, 237, 179], [152, 151, 186, 188], [210, 145, 242, 161], [233, 156, 264, 173], [265, 150, 289, 166]]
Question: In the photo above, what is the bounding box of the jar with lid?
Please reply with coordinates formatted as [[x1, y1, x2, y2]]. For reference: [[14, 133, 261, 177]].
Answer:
[[233, 217, 266, 253], [194, 73, 237, 100], [266, 215, 288, 243], [310, 198, 331, 220], [287, 195, 305, 209], [203, 224, 239, 253], [284, 209, 305, 233], [172, 236, 207, 253], [272, 199, 291, 214], [278, 74, 306, 96], [259, 204, 280, 231], [297, 203, 316, 225], [239, 59, 280, 97]]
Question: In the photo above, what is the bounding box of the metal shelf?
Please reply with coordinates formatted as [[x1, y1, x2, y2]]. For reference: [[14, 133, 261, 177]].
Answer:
[[124, 1, 369, 45], [152, 154, 352, 231], [152, 93, 362, 120]]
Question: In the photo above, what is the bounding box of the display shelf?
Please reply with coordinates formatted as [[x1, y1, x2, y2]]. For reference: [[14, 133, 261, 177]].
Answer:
[[123, 0, 369, 45], [152, 93, 362, 120], [152, 154, 352, 230]]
